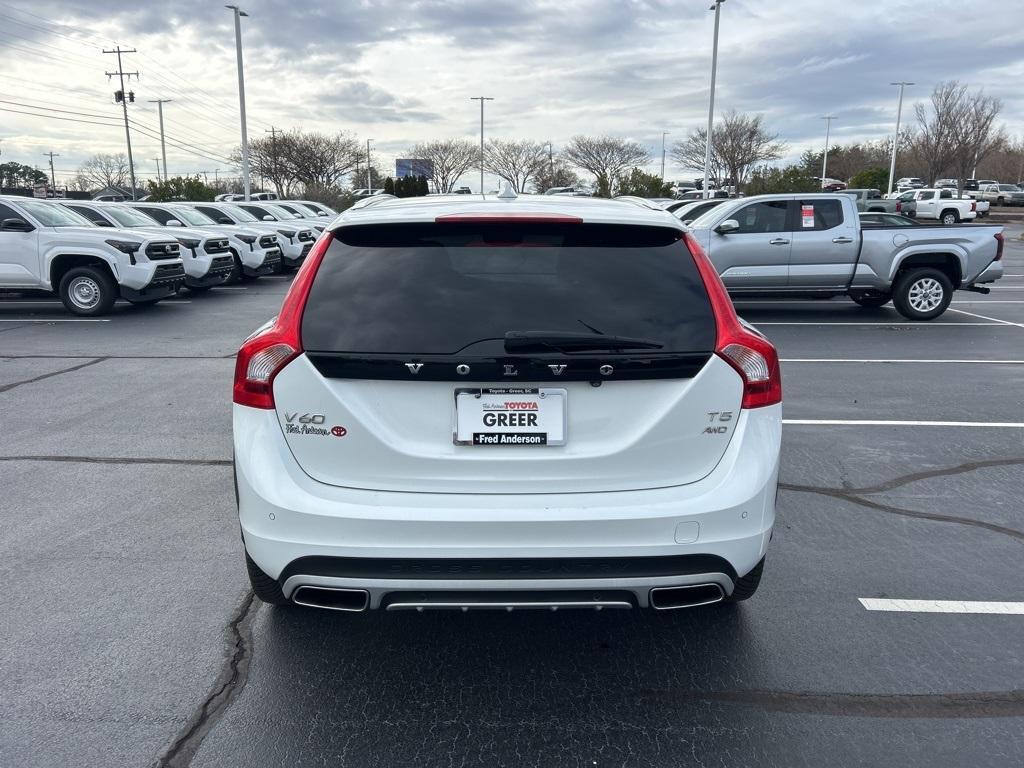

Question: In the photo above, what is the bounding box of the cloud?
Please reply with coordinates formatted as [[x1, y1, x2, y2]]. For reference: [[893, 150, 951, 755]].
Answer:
[[0, 0, 1021, 185]]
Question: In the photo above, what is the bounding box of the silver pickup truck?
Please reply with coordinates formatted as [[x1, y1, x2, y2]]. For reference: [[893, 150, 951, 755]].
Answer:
[[685, 193, 1004, 320]]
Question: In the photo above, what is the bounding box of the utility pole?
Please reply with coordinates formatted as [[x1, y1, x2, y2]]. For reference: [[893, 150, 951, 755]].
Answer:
[[820, 115, 836, 187], [227, 6, 251, 200], [148, 98, 172, 183], [365, 138, 372, 191], [44, 151, 59, 189], [547, 141, 554, 179], [470, 96, 494, 194], [886, 83, 913, 196], [265, 126, 278, 196], [703, 0, 725, 199], [660, 132, 669, 181], [153, 158, 162, 182], [103, 45, 139, 199]]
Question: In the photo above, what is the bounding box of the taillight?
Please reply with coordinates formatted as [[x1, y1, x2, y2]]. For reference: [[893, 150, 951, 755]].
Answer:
[[971, 201, 977, 212], [684, 233, 782, 408], [233, 233, 334, 408], [896, 201, 902, 213], [994, 231, 1004, 261]]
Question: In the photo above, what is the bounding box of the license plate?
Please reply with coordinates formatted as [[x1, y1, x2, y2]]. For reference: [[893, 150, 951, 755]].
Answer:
[[454, 388, 566, 446]]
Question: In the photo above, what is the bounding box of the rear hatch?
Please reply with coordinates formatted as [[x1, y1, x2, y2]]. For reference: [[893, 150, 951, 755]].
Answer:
[[273, 220, 743, 493]]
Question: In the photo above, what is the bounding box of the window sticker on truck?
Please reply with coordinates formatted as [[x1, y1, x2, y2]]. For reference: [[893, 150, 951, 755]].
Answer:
[[801, 204, 815, 228]]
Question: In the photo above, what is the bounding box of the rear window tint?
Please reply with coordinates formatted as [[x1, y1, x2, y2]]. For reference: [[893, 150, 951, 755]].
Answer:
[[302, 222, 715, 355]]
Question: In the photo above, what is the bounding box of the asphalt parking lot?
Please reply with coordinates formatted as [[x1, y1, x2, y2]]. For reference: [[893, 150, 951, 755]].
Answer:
[[1, 226, 1022, 768]]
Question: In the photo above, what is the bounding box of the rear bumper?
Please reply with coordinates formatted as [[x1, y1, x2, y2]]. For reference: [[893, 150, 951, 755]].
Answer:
[[971, 259, 1004, 285], [234, 403, 781, 606]]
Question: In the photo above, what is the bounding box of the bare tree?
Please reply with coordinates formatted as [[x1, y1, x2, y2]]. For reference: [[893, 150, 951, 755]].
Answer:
[[483, 139, 548, 193], [910, 82, 964, 187], [976, 135, 1024, 184], [530, 155, 581, 193], [948, 87, 1005, 191], [233, 130, 362, 194], [672, 112, 785, 191], [75, 153, 129, 190], [407, 139, 478, 193], [564, 136, 649, 196]]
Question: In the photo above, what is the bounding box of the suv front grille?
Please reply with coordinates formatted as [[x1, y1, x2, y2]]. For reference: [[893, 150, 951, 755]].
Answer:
[[298, 230, 315, 242], [258, 235, 278, 249], [204, 238, 230, 254], [146, 242, 180, 261]]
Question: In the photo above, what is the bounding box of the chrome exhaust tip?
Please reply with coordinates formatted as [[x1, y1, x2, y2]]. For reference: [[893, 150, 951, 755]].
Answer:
[[292, 585, 369, 612], [649, 583, 724, 610]]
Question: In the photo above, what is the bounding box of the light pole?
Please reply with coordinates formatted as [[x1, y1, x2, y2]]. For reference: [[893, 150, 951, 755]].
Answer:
[[365, 139, 373, 191], [148, 99, 172, 183], [660, 132, 669, 182], [703, 0, 725, 199], [470, 96, 494, 194], [153, 158, 162, 183], [226, 5, 251, 201], [886, 82, 913, 196], [820, 114, 836, 187]]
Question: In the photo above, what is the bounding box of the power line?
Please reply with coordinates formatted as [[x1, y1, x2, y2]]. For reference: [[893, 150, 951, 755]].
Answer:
[[0, 105, 121, 128]]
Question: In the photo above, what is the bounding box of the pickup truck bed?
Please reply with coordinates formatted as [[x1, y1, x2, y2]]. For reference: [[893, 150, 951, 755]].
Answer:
[[685, 193, 1004, 320]]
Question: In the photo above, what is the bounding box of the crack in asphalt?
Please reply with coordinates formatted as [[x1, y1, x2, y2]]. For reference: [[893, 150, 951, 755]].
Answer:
[[780, 457, 1024, 543], [152, 591, 258, 768], [0, 455, 232, 467], [837, 457, 1024, 495], [0, 356, 107, 393]]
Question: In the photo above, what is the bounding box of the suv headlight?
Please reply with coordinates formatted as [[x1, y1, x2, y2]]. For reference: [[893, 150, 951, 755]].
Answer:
[[105, 239, 143, 255], [176, 237, 201, 249], [236, 234, 257, 244], [276, 229, 296, 241]]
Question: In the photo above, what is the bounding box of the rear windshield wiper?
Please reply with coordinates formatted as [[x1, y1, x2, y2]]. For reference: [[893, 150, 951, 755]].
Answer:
[[504, 331, 664, 353]]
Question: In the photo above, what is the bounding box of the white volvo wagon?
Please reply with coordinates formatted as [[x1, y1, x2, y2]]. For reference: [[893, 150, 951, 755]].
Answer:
[[232, 190, 782, 613]]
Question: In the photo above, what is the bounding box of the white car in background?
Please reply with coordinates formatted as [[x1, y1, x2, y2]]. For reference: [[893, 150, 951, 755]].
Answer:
[[0, 195, 184, 315], [60, 201, 234, 291], [267, 201, 328, 233], [233, 192, 782, 613], [186, 201, 316, 270], [122, 202, 282, 280]]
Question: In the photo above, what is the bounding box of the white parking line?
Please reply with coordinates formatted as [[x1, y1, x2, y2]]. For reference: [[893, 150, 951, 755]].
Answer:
[[781, 358, 1024, 364], [860, 598, 1024, 615], [947, 308, 1024, 327], [784, 419, 1024, 428], [0, 318, 110, 323]]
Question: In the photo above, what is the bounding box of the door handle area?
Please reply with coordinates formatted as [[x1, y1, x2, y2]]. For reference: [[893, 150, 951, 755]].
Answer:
[[832, 236, 854, 243], [769, 238, 790, 245]]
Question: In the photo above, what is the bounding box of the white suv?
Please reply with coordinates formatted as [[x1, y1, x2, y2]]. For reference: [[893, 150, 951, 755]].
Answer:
[[233, 193, 782, 613]]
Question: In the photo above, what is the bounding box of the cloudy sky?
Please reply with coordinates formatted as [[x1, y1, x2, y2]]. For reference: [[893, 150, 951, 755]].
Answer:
[[1, 0, 1021, 190]]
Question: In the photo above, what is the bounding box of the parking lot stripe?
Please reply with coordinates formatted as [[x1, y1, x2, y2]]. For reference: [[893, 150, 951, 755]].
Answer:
[[948, 308, 1024, 328], [781, 358, 1024, 364], [859, 598, 1024, 614], [784, 419, 1024, 428]]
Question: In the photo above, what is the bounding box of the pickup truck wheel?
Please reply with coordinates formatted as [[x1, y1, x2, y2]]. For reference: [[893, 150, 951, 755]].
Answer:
[[996, 197, 1005, 207], [940, 210, 959, 225], [245, 552, 290, 606], [58, 266, 117, 316], [893, 268, 953, 321], [226, 251, 243, 283], [850, 293, 891, 308]]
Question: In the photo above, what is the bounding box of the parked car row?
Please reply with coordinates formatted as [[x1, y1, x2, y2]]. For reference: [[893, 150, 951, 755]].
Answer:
[[0, 194, 337, 316]]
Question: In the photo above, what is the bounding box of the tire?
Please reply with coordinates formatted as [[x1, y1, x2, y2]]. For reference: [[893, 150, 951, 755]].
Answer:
[[940, 210, 958, 225], [245, 552, 289, 606], [58, 265, 117, 316], [996, 197, 1004, 207], [724, 557, 764, 602], [892, 267, 953, 321], [850, 293, 891, 308], [226, 251, 243, 283]]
